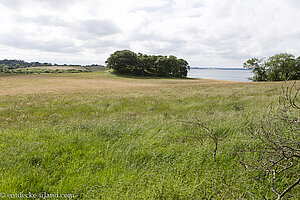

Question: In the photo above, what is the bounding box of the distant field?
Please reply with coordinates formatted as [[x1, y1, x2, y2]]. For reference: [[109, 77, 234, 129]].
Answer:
[[0, 72, 247, 96], [0, 72, 298, 199], [26, 65, 106, 72], [27, 66, 88, 71]]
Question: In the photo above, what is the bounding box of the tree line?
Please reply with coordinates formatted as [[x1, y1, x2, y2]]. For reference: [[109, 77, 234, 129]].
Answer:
[[244, 53, 300, 81], [105, 50, 190, 77], [0, 59, 52, 69], [0, 59, 104, 73]]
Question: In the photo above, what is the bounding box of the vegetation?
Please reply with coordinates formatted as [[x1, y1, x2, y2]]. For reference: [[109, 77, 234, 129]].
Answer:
[[105, 50, 190, 77], [0, 59, 52, 70], [238, 83, 300, 200], [244, 53, 300, 81], [1, 68, 86, 74], [0, 72, 299, 199], [0, 59, 105, 74]]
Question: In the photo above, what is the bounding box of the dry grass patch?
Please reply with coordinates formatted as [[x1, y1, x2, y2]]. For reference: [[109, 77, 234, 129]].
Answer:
[[0, 73, 262, 97], [27, 66, 88, 71]]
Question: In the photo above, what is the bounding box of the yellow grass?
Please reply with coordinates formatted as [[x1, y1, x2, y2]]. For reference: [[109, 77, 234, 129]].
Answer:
[[0, 72, 257, 96], [27, 66, 87, 70]]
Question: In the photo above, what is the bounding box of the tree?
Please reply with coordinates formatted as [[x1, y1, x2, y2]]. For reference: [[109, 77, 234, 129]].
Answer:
[[293, 56, 300, 80], [177, 58, 190, 77], [244, 53, 300, 81], [155, 56, 170, 77], [243, 58, 267, 81], [266, 53, 295, 81], [105, 50, 138, 74], [105, 50, 190, 78]]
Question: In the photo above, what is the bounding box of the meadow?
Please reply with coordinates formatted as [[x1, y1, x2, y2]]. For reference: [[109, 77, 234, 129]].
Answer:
[[0, 72, 298, 199]]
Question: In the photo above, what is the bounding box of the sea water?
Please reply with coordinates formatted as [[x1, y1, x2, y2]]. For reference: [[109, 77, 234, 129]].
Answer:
[[188, 68, 253, 82]]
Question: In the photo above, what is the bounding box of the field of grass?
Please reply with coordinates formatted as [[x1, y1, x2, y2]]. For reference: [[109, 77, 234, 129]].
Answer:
[[26, 66, 106, 73], [0, 72, 298, 199], [27, 66, 88, 71]]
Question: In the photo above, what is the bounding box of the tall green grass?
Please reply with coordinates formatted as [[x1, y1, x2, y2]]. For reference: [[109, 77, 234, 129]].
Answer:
[[0, 74, 298, 199]]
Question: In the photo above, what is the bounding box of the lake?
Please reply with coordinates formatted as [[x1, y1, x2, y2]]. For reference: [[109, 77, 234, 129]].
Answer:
[[188, 68, 253, 82]]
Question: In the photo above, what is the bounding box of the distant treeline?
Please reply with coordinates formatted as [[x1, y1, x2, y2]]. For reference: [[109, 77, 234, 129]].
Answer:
[[0, 59, 105, 73], [244, 53, 300, 81], [0, 59, 50, 69], [105, 50, 190, 78]]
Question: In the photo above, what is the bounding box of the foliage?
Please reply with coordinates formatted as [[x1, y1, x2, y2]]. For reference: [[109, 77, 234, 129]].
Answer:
[[0, 59, 52, 70], [105, 50, 190, 77], [105, 50, 139, 74], [244, 53, 300, 81]]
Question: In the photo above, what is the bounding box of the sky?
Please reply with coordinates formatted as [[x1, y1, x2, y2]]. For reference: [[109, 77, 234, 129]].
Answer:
[[0, 0, 300, 67]]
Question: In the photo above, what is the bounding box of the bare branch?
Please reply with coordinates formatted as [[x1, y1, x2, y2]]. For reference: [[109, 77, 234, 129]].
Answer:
[[237, 82, 300, 199], [278, 177, 300, 200]]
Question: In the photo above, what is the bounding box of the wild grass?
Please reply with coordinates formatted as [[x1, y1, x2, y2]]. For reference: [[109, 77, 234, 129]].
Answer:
[[0, 72, 298, 199]]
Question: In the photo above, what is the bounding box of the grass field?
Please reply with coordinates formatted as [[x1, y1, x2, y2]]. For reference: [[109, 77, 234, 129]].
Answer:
[[27, 66, 88, 71], [0, 72, 298, 199], [26, 66, 106, 73]]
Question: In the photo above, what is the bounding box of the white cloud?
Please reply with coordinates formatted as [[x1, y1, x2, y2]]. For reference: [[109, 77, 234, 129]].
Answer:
[[0, 0, 299, 66]]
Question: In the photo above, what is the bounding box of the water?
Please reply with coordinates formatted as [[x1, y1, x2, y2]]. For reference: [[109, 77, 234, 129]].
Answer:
[[188, 68, 253, 82]]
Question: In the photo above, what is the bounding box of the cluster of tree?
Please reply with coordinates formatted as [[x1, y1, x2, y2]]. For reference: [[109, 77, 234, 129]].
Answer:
[[105, 50, 190, 77], [244, 53, 300, 81]]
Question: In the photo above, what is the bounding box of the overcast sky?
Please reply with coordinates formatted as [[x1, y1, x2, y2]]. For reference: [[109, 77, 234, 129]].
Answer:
[[0, 0, 300, 67]]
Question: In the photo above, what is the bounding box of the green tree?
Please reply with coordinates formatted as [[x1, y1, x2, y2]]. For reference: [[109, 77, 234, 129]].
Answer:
[[0, 64, 5, 72], [105, 50, 138, 74], [244, 53, 300, 81], [243, 58, 267, 81], [155, 56, 170, 77], [292, 56, 300, 80], [266, 53, 295, 81], [136, 53, 153, 76], [105, 50, 190, 78], [177, 58, 190, 77]]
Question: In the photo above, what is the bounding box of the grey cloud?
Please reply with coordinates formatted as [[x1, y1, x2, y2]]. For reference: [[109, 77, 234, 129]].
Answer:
[[81, 38, 130, 55], [25, 16, 120, 37], [83, 39, 129, 49], [17, 15, 70, 27], [130, 0, 172, 13], [287, 0, 300, 7], [0, 0, 23, 9], [127, 31, 189, 55], [0, 32, 80, 53], [131, 33, 186, 45], [39, 0, 78, 8], [5, 14, 123, 55], [79, 20, 121, 37], [16, 15, 121, 39], [30, 15, 69, 27], [1, 0, 78, 10]]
